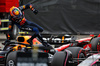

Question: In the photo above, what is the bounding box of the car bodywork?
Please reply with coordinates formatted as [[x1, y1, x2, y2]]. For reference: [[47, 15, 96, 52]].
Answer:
[[78, 53, 100, 66], [0, 34, 100, 66]]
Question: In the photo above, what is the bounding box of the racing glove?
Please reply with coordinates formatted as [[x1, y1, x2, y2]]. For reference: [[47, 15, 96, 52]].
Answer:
[[33, 9, 38, 15]]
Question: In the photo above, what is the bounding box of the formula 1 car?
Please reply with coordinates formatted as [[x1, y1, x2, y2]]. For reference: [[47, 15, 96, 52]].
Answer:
[[78, 53, 100, 66], [51, 34, 100, 66], [0, 33, 100, 66]]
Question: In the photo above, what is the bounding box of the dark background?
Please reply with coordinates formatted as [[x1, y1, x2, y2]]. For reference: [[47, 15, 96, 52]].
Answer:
[[22, 0, 100, 35]]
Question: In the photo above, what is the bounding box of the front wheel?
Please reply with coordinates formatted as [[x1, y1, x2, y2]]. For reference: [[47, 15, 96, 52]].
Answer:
[[65, 47, 86, 65], [65, 47, 85, 58], [90, 37, 100, 51], [6, 51, 17, 66], [51, 50, 72, 66], [6, 25, 20, 40]]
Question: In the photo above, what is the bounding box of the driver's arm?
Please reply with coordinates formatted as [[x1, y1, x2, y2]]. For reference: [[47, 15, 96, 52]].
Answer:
[[18, 4, 38, 14]]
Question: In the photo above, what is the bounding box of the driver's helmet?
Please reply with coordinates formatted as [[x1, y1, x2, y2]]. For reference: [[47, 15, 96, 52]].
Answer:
[[10, 6, 22, 19]]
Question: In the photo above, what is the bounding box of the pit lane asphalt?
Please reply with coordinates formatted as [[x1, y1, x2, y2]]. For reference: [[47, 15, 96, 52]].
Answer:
[[0, 33, 90, 50], [0, 33, 7, 50]]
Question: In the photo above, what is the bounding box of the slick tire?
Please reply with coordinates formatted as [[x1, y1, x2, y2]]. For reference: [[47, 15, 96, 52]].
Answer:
[[6, 51, 17, 66], [6, 25, 20, 40], [51, 50, 72, 66], [65, 47, 85, 65], [65, 47, 85, 58], [90, 37, 100, 51]]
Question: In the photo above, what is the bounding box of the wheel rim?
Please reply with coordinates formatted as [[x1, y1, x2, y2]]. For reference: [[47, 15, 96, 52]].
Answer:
[[8, 60, 15, 66], [79, 53, 85, 58]]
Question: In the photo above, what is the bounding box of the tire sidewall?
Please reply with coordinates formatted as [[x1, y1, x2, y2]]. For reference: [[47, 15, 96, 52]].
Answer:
[[90, 37, 100, 51], [7, 60, 15, 66], [65, 47, 85, 58], [6, 25, 20, 40], [6, 51, 17, 66], [51, 50, 72, 66], [65, 47, 85, 65]]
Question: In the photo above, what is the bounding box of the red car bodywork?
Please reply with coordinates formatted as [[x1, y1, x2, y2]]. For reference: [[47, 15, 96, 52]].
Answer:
[[55, 37, 92, 51], [55, 34, 100, 52]]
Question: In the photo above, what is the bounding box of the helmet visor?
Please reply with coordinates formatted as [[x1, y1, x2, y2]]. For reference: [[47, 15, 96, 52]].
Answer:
[[12, 8, 22, 19]]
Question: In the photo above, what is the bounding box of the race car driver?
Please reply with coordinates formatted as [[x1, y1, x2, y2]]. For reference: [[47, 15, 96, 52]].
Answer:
[[8, 4, 51, 47]]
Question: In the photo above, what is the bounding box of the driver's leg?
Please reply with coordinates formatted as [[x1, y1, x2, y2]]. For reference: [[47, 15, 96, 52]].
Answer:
[[27, 27, 39, 46]]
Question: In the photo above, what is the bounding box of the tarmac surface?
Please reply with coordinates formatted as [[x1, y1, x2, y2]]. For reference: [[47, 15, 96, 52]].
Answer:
[[0, 33, 6, 50]]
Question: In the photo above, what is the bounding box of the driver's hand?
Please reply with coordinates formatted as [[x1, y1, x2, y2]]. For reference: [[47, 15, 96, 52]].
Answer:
[[33, 9, 38, 15]]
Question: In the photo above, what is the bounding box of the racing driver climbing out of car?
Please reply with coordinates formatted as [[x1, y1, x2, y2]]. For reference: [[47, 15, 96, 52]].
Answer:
[[7, 4, 53, 49]]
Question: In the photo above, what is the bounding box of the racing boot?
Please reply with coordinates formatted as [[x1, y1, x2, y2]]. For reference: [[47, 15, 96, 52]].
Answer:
[[37, 34, 56, 54], [37, 33, 53, 48], [37, 33, 56, 54]]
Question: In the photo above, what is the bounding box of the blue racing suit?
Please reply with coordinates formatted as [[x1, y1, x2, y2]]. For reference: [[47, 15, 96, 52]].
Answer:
[[8, 4, 47, 46]]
